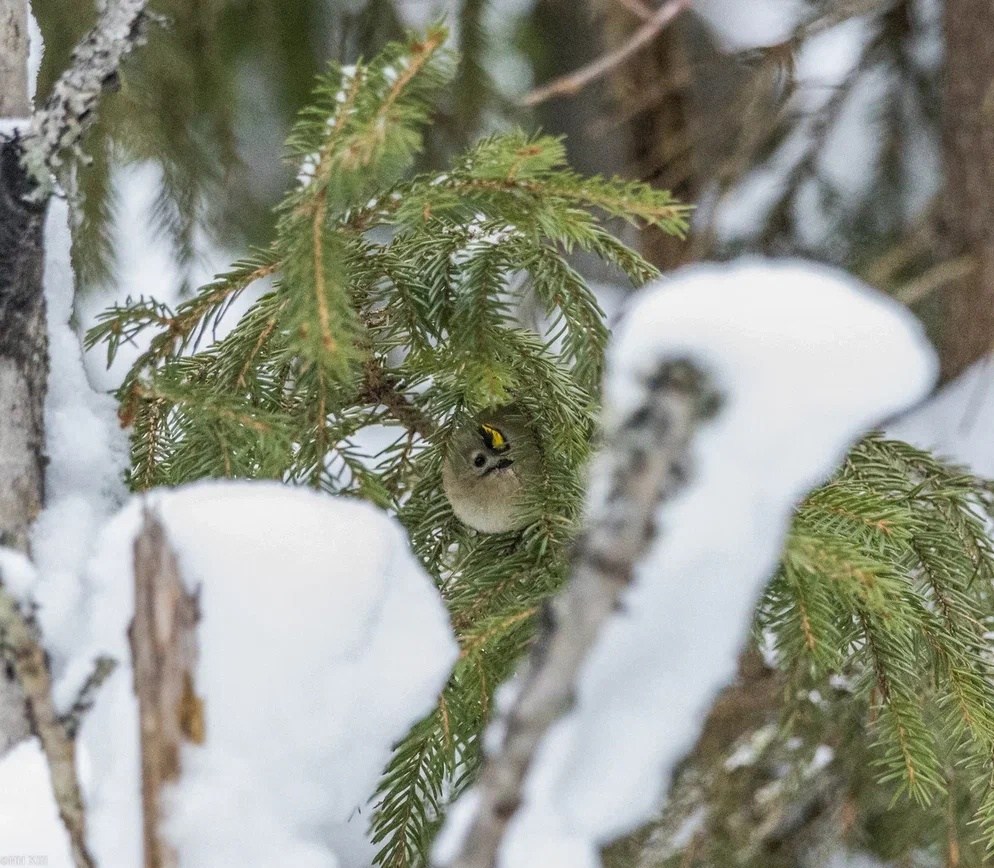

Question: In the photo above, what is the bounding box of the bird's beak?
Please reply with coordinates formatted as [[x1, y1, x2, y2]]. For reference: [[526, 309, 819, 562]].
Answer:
[[482, 458, 514, 477]]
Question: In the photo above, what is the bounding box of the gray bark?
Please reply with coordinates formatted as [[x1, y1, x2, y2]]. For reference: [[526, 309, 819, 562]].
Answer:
[[0, 0, 29, 118], [0, 0, 45, 758]]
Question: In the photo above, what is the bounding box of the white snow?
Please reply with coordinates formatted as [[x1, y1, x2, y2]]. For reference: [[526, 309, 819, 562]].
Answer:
[[888, 357, 994, 476], [0, 740, 71, 867], [0, 547, 38, 601], [29, 197, 130, 669], [0, 200, 126, 866], [436, 257, 936, 868], [57, 481, 456, 867], [27, 6, 43, 102], [692, 0, 807, 51]]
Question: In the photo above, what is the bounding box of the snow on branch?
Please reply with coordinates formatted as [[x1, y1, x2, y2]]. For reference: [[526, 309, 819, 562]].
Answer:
[[438, 360, 718, 868], [0, 553, 93, 868], [436, 258, 938, 868], [62, 482, 457, 866], [130, 510, 201, 868], [0, 0, 154, 780]]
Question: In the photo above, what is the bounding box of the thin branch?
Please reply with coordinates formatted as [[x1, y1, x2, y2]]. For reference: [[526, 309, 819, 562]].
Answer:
[[360, 357, 436, 438], [612, 0, 656, 22], [521, 0, 690, 107], [19, 0, 157, 187], [896, 255, 977, 306], [442, 359, 717, 868], [60, 656, 117, 739], [0, 585, 94, 868]]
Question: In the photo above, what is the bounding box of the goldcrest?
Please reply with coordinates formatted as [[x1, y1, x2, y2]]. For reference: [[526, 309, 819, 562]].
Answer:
[[441, 406, 542, 534]]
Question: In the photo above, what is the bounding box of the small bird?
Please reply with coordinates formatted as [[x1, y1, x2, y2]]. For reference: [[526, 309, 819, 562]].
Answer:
[[441, 406, 542, 534]]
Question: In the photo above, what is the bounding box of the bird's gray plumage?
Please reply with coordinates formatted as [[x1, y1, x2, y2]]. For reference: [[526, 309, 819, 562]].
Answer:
[[441, 406, 542, 533]]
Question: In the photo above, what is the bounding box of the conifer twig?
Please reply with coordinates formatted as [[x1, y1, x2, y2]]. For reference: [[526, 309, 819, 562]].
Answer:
[[443, 358, 718, 868]]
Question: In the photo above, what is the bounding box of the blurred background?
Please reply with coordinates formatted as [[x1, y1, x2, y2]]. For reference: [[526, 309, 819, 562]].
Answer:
[[33, 0, 960, 359]]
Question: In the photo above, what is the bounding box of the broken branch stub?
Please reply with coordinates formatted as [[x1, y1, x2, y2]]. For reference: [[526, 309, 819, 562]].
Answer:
[[131, 509, 204, 868]]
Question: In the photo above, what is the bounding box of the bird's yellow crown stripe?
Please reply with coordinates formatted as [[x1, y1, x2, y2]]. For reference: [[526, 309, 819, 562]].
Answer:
[[479, 423, 510, 452]]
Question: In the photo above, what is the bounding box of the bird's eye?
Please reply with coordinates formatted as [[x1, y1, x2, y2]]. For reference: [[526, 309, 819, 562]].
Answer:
[[473, 453, 486, 468]]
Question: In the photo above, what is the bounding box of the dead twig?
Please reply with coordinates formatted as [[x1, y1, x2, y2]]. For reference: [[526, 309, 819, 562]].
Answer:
[[131, 509, 203, 868], [612, 0, 656, 21], [0, 585, 94, 868], [521, 0, 690, 107]]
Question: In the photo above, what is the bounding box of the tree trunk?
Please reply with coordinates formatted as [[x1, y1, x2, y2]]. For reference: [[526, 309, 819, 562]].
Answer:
[[0, 0, 46, 756], [938, 0, 994, 381]]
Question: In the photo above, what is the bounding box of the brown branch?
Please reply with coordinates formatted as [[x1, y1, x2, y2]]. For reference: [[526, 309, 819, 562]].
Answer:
[[131, 509, 203, 868], [443, 359, 717, 868], [612, 0, 656, 22], [521, 0, 690, 107], [360, 358, 436, 438], [61, 656, 117, 739], [0, 583, 94, 867]]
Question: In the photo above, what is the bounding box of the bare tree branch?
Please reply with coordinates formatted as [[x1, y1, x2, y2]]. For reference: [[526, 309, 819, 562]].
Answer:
[[938, 0, 994, 381], [612, 0, 655, 22], [0, 583, 94, 867], [61, 656, 117, 739], [0, 0, 156, 758], [521, 0, 690, 107], [360, 357, 436, 439], [0, 0, 47, 763], [19, 0, 155, 189], [131, 509, 203, 868], [443, 359, 718, 868]]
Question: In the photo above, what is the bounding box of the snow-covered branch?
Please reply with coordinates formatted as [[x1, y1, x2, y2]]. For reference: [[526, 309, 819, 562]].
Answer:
[[130, 510, 201, 868], [19, 0, 154, 187], [437, 259, 937, 868], [0, 559, 93, 868], [439, 359, 718, 868], [56, 482, 458, 866]]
